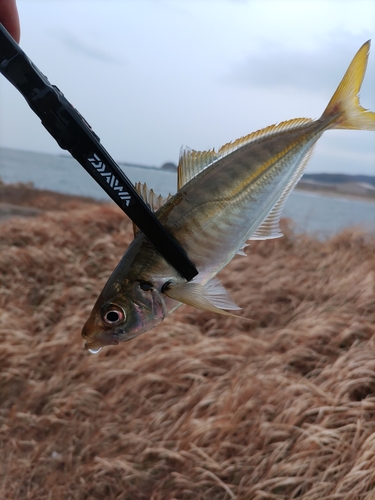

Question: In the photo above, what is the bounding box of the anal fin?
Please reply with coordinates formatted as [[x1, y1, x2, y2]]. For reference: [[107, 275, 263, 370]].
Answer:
[[249, 143, 317, 241]]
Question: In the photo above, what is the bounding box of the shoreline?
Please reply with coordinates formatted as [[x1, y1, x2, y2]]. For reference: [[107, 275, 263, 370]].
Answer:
[[0, 181, 100, 223], [0, 181, 374, 227], [295, 184, 375, 204]]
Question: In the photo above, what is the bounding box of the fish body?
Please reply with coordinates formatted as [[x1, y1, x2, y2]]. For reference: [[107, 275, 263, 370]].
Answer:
[[82, 41, 375, 351]]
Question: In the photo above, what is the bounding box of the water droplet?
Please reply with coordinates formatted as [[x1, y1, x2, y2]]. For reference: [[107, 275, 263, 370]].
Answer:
[[88, 347, 102, 354]]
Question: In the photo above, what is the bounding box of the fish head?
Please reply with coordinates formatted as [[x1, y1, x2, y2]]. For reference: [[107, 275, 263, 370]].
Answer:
[[81, 279, 168, 351]]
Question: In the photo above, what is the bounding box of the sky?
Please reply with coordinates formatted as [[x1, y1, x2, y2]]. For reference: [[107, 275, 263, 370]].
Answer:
[[0, 0, 374, 175]]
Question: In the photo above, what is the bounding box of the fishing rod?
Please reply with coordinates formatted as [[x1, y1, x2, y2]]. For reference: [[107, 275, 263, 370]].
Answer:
[[0, 23, 198, 281]]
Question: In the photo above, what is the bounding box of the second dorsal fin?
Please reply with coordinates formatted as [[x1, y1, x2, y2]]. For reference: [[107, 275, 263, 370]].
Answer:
[[177, 118, 313, 190]]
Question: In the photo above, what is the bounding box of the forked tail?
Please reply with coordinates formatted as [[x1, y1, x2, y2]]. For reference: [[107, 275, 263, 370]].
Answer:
[[321, 40, 375, 130]]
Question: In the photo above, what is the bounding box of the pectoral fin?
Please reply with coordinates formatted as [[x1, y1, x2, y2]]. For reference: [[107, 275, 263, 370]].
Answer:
[[163, 277, 242, 318]]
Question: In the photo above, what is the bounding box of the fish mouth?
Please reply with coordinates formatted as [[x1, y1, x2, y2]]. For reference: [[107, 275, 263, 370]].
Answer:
[[84, 337, 119, 350], [82, 327, 121, 350]]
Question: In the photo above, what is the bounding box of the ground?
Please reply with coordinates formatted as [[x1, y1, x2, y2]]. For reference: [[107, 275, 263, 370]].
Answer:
[[0, 182, 375, 499]]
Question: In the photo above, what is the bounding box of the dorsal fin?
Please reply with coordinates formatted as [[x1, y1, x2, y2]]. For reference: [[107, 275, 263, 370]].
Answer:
[[132, 182, 173, 236], [134, 182, 172, 211], [177, 119, 312, 190], [177, 147, 218, 189], [249, 142, 317, 241], [217, 118, 313, 160]]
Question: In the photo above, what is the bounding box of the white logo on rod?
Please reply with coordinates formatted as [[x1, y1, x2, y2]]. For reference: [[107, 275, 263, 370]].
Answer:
[[88, 153, 132, 206]]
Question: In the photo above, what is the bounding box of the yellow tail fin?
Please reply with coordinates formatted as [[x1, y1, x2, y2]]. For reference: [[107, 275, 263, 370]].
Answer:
[[321, 40, 375, 130]]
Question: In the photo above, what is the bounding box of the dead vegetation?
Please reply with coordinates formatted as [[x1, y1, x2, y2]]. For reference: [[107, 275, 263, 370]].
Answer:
[[0, 184, 375, 499]]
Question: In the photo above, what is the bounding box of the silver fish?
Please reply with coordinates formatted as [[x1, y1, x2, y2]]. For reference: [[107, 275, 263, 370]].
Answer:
[[82, 41, 375, 351]]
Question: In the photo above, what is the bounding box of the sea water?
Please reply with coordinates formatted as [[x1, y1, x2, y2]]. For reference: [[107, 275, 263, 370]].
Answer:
[[1, 147, 374, 238]]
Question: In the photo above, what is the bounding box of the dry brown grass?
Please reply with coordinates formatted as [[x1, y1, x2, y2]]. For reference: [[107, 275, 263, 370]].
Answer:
[[1, 184, 375, 499]]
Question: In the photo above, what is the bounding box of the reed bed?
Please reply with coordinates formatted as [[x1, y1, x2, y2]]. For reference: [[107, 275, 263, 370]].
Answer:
[[0, 185, 374, 499]]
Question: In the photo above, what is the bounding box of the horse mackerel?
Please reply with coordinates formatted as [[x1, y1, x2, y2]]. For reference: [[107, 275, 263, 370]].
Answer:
[[82, 41, 375, 351]]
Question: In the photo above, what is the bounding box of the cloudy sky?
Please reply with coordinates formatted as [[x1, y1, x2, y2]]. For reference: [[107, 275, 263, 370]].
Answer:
[[0, 0, 374, 175]]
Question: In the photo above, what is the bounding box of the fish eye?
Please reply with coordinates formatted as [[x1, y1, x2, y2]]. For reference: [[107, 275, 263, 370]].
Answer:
[[101, 304, 125, 326], [139, 281, 153, 291]]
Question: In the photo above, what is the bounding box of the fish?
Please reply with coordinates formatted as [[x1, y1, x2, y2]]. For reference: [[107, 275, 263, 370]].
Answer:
[[82, 41, 375, 352]]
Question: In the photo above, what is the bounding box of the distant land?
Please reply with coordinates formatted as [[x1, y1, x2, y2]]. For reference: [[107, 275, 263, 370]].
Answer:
[[160, 162, 178, 171], [302, 173, 375, 186], [298, 173, 375, 200], [1, 147, 374, 201]]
